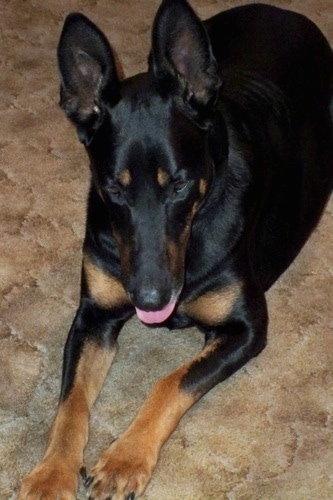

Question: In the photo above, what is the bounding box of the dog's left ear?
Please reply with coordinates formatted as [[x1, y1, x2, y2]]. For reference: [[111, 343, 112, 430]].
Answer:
[[151, 0, 221, 119]]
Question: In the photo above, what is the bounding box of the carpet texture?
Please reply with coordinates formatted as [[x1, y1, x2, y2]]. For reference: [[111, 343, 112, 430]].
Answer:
[[1, 0, 332, 498]]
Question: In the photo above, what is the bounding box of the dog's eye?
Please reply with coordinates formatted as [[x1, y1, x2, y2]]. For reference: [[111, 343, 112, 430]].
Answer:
[[108, 185, 121, 196], [174, 181, 188, 193]]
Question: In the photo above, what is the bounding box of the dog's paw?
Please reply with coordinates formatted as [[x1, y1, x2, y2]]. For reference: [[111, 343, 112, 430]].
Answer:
[[86, 435, 157, 499], [18, 459, 78, 500]]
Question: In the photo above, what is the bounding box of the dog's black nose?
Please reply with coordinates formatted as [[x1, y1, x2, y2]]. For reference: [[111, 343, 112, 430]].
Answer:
[[138, 287, 161, 310], [129, 285, 169, 311]]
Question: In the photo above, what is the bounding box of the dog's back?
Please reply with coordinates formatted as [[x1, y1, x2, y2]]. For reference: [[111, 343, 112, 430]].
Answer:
[[204, 3, 333, 288], [207, 4, 333, 99]]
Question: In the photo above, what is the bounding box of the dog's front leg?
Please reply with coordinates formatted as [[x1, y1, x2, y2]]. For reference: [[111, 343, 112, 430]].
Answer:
[[86, 288, 268, 500], [18, 301, 124, 500]]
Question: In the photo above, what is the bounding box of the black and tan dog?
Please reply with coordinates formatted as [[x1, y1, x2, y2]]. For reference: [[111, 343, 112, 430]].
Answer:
[[19, 0, 333, 498]]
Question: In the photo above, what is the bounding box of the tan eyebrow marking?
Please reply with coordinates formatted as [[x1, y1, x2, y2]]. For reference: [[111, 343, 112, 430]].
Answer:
[[118, 168, 132, 187], [157, 168, 170, 187]]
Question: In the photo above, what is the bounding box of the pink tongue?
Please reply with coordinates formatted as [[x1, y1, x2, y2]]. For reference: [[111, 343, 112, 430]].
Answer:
[[135, 301, 177, 324]]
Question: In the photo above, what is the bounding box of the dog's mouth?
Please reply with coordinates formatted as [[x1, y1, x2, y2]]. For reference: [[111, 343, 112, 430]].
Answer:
[[135, 301, 177, 325]]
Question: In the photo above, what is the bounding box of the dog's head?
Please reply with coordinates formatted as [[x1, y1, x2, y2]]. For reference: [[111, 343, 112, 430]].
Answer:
[[57, 0, 221, 323]]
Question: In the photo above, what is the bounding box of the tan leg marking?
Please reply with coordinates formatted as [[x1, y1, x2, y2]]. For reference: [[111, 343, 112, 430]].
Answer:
[[181, 282, 241, 325], [83, 253, 129, 309], [19, 342, 116, 499], [88, 341, 219, 499]]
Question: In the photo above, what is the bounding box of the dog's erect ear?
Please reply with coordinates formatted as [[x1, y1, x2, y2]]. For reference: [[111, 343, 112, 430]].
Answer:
[[57, 13, 119, 145], [151, 0, 221, 116]]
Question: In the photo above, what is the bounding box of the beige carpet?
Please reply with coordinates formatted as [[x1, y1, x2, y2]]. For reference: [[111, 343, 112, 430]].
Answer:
[[1, 0, 333, 498]]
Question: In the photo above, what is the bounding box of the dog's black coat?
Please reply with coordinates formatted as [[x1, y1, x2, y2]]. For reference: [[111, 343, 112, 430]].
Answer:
[[59, 0, 333, 387], [20, 1, 333, 498]]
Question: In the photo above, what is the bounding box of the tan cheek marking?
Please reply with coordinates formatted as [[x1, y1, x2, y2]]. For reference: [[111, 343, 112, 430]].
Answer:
[[83, 254, 129, 309], [167, 240, 184, 277], [97, 188, 104, 201], [157, 168, 170, 187], [112, 232, 132, 283], [199, 178, 208, 196], [166, 210, 196, 278], [181, 283, 242, 325], [118, 168, 131, 187], [167, 231, 194, 285]]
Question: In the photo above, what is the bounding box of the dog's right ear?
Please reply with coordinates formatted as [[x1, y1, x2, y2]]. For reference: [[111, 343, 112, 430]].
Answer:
[[151, 0, 221, 125], [57, 13, 119, 145]]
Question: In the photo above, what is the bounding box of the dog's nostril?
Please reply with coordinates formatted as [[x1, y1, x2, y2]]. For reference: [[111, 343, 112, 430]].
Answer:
[[130, 286, 168, 311], [139, 287, 161, 309]]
